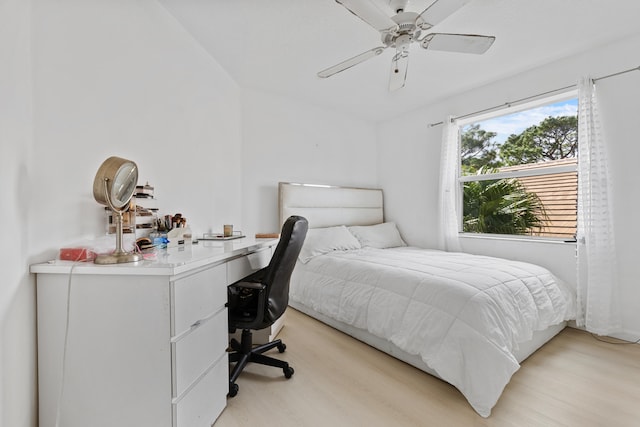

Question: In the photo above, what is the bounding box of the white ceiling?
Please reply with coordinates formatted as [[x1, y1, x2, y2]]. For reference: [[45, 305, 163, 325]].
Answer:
[[159, 0, 640, 122]]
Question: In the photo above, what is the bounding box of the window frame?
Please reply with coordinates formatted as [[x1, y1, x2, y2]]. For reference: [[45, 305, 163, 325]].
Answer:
[[455, 90, 579, 242]]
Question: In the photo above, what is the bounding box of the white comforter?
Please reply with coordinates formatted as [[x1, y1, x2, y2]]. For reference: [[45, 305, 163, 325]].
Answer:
[[289, 247, 576, 417]]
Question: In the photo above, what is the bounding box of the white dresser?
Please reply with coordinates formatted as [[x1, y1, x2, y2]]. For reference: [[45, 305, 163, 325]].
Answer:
[[31, 238, 278, 427]]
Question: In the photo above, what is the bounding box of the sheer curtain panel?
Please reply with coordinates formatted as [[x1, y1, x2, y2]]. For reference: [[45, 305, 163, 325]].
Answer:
[[438, 116, 462, 252], [576, 76, 621, 335]]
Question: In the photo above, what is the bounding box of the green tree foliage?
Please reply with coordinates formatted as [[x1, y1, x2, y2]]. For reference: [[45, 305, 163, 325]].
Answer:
[[499, 115, 578, 166], [460, 124, 499, 174], [459, 113, 577, 235], [463, 177, 547, 235]]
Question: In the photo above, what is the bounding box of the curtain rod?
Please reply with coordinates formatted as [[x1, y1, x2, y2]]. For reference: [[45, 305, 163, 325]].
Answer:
[[428, 65, 640, 128]]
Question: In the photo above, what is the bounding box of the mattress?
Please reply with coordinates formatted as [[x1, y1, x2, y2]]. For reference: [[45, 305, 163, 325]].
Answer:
[[289, 246, 576, 417]]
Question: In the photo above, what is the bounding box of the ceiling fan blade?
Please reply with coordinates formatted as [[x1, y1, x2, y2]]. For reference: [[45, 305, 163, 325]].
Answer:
[[318, 46, 387, 78], [389, 50, 409, 91], [336, 0, 398, 32], [421, 33, 495, 54], [419, 0, 471, 28]]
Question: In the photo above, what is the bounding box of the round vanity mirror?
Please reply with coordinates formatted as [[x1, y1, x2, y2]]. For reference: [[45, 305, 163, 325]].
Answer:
[[92, 156, 142, 264], [93, 157, 138, 209], [111, 163, 138, 209]]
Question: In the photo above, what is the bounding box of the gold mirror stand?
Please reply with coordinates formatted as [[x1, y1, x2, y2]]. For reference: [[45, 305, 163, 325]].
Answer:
[[93, 157, 143, 265]]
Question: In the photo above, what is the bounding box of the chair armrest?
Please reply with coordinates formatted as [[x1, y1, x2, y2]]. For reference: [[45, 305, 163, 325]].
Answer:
[[227, 266, 267, 297], [229, 281, 266, 291], [227, 280, 266, 315], [227, 267, 270, 327]]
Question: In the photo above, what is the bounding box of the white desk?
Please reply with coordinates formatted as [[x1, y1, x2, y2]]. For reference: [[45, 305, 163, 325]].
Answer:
[[31, 238, 278, 427]]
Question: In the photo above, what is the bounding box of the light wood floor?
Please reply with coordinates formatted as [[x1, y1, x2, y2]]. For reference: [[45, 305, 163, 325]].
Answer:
[[217, 308, 640, 427]]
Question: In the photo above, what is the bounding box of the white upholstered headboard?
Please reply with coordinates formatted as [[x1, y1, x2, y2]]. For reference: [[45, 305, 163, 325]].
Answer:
[[278, 182, 384, 228]]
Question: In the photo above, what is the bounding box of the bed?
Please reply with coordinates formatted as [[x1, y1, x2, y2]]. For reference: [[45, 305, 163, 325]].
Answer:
[[278, 182, 576, 417]]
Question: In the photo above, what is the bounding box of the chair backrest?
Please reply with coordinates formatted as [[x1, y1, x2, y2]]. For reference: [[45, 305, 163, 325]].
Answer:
[[263, 216, 308, 323]]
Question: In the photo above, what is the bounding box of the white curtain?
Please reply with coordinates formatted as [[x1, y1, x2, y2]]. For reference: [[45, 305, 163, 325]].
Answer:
[[438, 116, 462, 252], [576, 76, 621, 335]]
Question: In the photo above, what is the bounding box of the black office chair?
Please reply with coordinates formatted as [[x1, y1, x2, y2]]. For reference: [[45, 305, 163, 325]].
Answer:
[[227, 215, 308, 397]]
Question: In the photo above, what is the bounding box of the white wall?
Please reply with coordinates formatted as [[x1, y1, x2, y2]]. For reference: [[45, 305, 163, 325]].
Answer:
[[2, 0, 246, 425], [376, 107, 443, 248], [241, 88, 379, 236], [596, 69, 640, 340], [30, 0, 244, 246], [378, 34, 640, 340], [0, 0, 37, 426]]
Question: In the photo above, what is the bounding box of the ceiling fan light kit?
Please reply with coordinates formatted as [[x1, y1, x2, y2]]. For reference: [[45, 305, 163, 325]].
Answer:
[[319, 0, 496, 90]]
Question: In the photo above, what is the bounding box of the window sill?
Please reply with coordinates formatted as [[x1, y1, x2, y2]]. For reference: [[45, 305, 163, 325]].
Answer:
[[459, 232, 576, 245]]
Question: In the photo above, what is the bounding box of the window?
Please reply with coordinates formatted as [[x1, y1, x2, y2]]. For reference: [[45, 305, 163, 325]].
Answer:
[[458, 93, 578, 239]]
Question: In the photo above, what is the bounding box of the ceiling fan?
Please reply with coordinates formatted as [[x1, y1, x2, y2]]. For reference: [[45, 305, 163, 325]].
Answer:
[[318, 0, 496, 90]]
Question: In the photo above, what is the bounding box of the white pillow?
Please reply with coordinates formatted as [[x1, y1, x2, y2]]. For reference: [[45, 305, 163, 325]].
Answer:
[[348, 222, 407, 249], [298, 226, 362, 263]]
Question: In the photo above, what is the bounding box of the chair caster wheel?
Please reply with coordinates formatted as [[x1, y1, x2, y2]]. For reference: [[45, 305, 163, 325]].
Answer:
[[277, 343, 287, 353], [228, 383, 239, 397], [284, 366, 294, 379]]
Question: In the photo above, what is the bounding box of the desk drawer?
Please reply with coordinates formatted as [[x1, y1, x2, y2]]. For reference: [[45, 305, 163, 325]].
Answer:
[[173, 264, 226, 336], [227, 246, 273, 284], [173, 309, 227, 398], [174, 356, 227, 427]]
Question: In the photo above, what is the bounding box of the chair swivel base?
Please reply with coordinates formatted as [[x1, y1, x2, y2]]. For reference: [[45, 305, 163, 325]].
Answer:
[[228, 329, 294, 397]]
